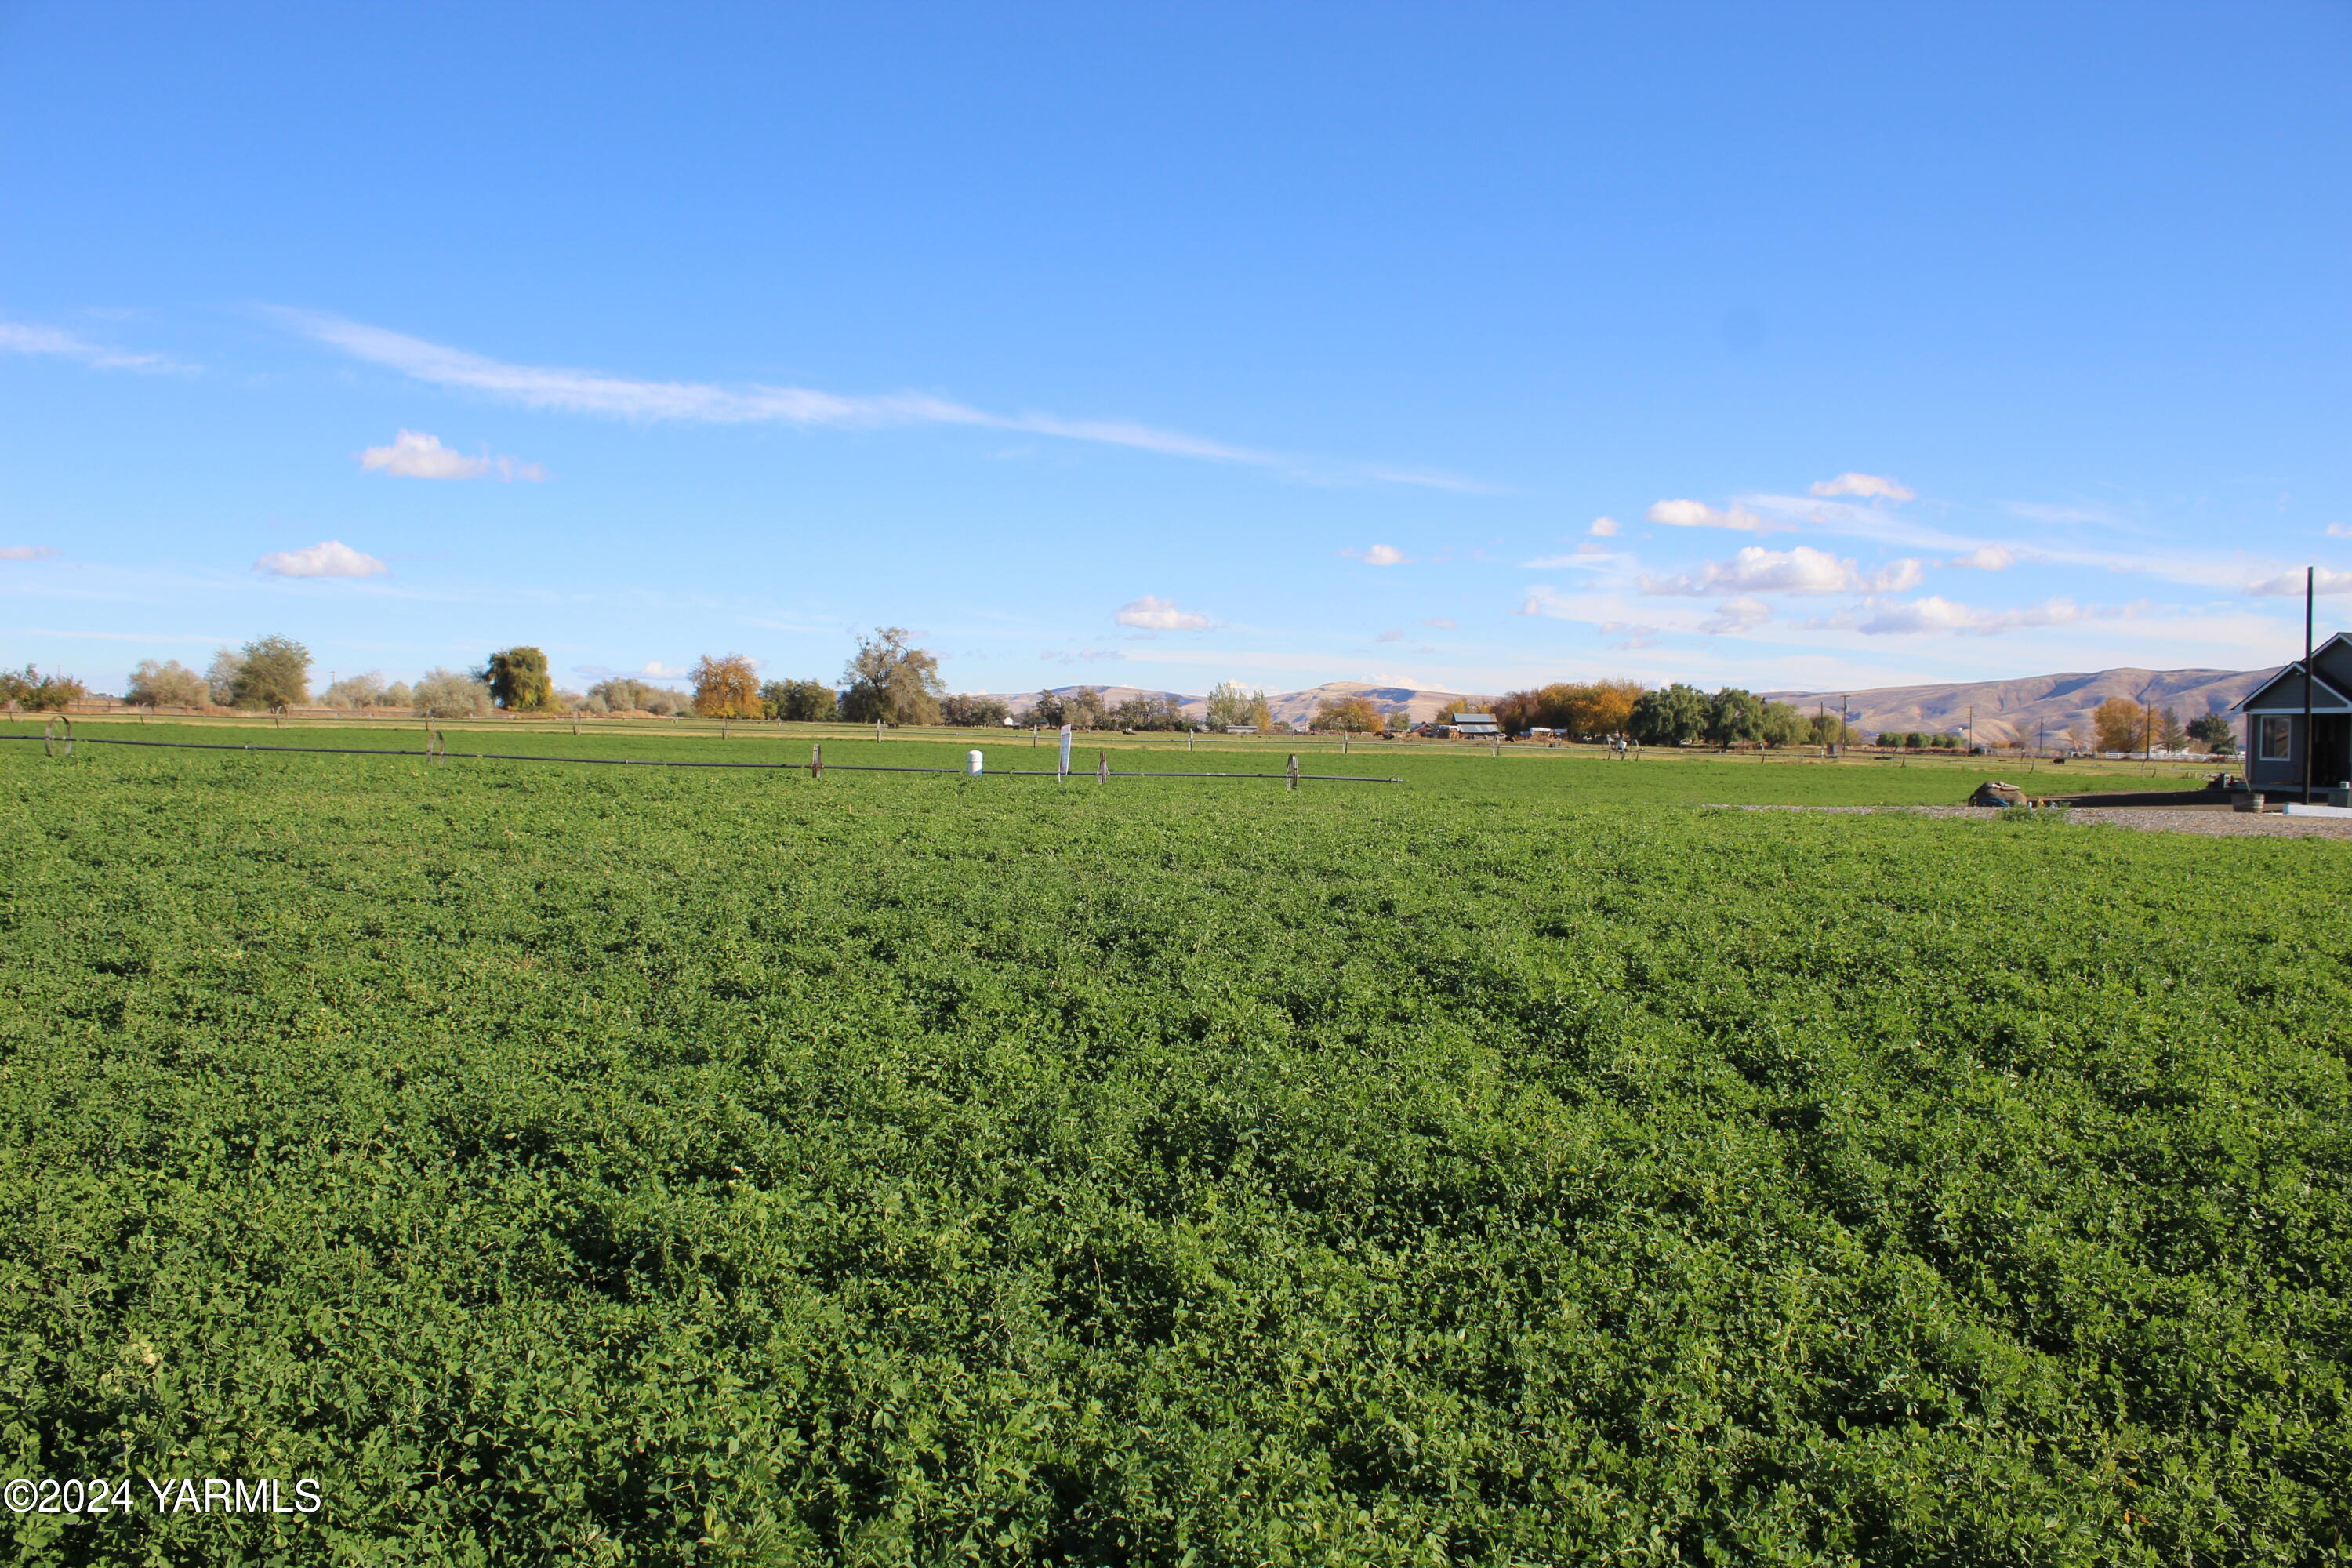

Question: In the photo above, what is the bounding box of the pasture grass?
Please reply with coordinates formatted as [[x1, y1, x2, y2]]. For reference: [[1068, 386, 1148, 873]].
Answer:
[[1, 741, 2341, 1564]]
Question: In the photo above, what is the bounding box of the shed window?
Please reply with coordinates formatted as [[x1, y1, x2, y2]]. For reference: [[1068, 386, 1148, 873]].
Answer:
[[2260, 716, 2292, 760]]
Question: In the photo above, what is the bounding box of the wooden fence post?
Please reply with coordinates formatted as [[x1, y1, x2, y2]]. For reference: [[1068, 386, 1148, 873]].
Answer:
[[1097, 749, 1109, 784], [811, 742, 823, 780], [1286, 753, 1299, 791]]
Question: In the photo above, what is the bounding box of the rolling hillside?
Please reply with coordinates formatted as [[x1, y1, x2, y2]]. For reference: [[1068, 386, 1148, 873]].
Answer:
[[1764, 666, 2272, 746]]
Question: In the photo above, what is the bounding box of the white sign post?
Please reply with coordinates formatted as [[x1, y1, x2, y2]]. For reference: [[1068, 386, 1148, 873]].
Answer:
[[966, 749, 984, 775], [1058, 724, 1073, 780]]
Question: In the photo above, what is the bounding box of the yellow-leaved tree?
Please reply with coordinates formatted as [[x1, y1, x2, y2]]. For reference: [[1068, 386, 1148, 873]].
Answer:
[[692, 653, 763, 719], [2092, 697, 2149, 754]]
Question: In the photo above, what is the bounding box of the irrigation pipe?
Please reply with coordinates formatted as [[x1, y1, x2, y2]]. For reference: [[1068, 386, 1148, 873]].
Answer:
[[0, 731, 1402, 784]]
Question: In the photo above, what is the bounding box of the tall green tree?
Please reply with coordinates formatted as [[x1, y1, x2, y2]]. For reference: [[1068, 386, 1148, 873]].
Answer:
[[840, 627, 945, 725], [232, 636, 311, 709], [1110, 692, 1187, 731], [483, 647, 555, 711], [2157, 707, 2189, 753], [1629, 683, 1707, 745], [1204, 681, 1269, 730], [2186, 712, 2238, 756], [942, 692, 1011, 727], [1702, 688, 1767, 746], [760, 678, 840, 722]]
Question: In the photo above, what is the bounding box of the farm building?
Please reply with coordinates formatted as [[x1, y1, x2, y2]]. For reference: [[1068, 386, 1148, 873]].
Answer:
[[2234, 633, 2352, 795], [1446, 713, 1502, 739]]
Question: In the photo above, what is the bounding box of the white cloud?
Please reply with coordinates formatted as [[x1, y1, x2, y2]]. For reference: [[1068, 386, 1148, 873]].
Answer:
[[1040, 648, 1125, 663], [1809, 472, 1915, 502], [359, 430, 545, 481], [2247, 567, 2352, 597], [641, 662, 689, 679], [1855, 594, 2109, 637], [1999, 499, 2129, 527], [1864, 557, 1927, 592], [253, 540, 389, 579], [1113, 594, 1212, 630], [1375, 629, 1405, 643], [0, 320, 185, 372], [1519, 546, 1627, 569], [0, 546, 60, 561], [1421, 617, 1456, 629], [1366, 467, 1500, 495], [1642, 544, 1891, 597], [1740, 494, 1980, 551], [1348, 543, 1408, 566], [1948, 545, 2016, 570], [281, 310, 1479, 491], [1589, 516, 1620, 537], [2328, 524, 2352, 539], [1646, 499, 1777, 533], [1699, 597, 1771, 634], [1602, 621, 1661, 649]]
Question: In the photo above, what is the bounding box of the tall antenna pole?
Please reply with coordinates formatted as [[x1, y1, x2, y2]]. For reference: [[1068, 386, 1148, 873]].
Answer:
[[2303, 565, 2316, 804]]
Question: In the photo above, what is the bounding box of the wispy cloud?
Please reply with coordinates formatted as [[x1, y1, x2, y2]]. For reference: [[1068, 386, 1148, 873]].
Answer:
[[1041, 647, 1125, 664], [1742, 494, 1979, 551], [1947, 545, 2015, 570], [0, 546, 60, 561], [360, 430, 546, 481], [1520, 544, 1628, 570], [1113, 594, 1212, 630], [255, 540, 389, 579], [1588, 516, 1620, 537], [2001, 499, 2124, 526], [1421, 617, 1457, 630], [1641, 545, 1923, 597], [2247, 566, 2352, 597], [1375, 628, 1406, 642], [1345, 543, 1410, 566], [1698, 596, 1771, 634], [278, 310, 1475, 488], [1646, 499, 1780, 533], [1809, 472, 1915, 502], [2328, 524, 2352, 539], [0, 320, 188, 372], [1852, 594, 2118, 637]]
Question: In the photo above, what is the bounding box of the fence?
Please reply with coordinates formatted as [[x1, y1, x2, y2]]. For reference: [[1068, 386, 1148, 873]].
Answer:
[[5, 718, 1401, 789]]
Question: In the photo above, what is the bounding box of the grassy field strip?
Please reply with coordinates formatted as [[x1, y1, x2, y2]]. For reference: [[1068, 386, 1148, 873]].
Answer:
[[2, 742, 2343, 1562]]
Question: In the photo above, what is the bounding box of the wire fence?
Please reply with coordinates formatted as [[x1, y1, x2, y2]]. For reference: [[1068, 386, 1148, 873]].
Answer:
[[4, 719, 1402, 787]]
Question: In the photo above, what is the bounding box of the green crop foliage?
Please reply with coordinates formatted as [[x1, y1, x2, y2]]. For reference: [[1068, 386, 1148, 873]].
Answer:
[[0, 737, 2343, 1564]]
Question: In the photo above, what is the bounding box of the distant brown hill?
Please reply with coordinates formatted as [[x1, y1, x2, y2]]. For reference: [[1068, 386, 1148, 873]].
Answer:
[[1762, 666, 2273, 746]]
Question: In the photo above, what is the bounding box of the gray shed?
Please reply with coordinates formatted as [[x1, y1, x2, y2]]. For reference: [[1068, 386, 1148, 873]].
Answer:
[[2234, 635, 2352, 795]]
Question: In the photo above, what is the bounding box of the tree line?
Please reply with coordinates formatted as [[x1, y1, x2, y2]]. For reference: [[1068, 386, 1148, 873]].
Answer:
[[48, 632, 2249, 753]]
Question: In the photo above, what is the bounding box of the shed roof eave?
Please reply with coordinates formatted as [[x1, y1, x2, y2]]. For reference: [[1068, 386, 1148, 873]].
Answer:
[[2235, 662, 2352, 714]]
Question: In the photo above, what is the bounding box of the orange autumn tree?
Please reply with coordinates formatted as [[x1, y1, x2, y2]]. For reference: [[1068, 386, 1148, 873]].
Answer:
[[2092, 696, 2150, 755], [691, 653, 763, 719]]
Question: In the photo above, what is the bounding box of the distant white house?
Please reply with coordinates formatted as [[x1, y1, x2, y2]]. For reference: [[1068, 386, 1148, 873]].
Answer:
[[1447, 712, 1503, 739]]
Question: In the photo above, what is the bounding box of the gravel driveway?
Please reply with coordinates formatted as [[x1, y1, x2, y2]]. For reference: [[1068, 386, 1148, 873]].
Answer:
[[1710, 804, 2352, 839]]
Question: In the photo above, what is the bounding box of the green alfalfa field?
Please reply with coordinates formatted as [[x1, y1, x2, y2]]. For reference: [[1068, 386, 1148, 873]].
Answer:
[[2, 727, 2345, 1564]]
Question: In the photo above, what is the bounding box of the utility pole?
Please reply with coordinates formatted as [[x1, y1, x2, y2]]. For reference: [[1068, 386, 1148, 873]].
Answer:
[[2303, 565, 2316, 804]]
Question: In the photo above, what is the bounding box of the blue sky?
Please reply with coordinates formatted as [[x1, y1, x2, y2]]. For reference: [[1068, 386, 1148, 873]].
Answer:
[[4, 2, 2348, 699]]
